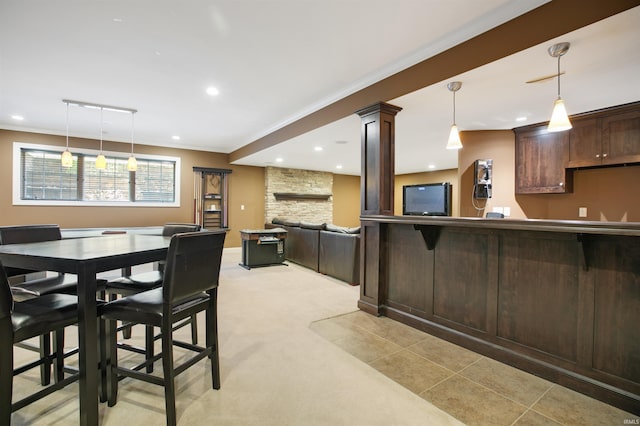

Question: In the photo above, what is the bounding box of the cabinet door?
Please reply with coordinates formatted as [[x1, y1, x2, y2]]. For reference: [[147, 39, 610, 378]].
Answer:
[[568, 118, 601, 168], [601, 109, 640, 165], [515, 127, 572, 194]]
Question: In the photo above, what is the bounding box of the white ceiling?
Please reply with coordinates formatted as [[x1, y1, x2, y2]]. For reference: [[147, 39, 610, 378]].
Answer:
[[1, 1, 639, 176]]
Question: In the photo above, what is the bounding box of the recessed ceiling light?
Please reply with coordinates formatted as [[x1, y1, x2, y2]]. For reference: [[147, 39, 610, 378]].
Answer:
[[336, 164, 343, 169], [314, 146, 323, 152], [172, 135, 180, 140], [516, 116, 527, 122], [11, 115, 24, 121], [428, 164, 436, 169], [206, 86, 219, 96], [275, 157, 283, 163]]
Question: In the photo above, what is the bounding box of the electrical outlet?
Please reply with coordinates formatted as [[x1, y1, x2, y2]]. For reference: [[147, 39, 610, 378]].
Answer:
[[579, 207, 587, 217], [241, 204, 245, 210], [492, 207, 503, 214]]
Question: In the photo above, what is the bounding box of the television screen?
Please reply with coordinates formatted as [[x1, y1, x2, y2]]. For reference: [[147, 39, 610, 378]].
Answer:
[[402, 182, 452, 216]]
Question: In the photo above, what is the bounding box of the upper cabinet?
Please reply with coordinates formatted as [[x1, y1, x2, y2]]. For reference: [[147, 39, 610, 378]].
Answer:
[[568, 103, 640, 167], [515, 126, 572, 194], [516, 101, 640, 194], [601, 107, 640, 165]]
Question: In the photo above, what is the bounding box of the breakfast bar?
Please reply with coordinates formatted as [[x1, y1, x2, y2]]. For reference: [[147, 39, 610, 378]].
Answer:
[[358, 215, 640, 414]]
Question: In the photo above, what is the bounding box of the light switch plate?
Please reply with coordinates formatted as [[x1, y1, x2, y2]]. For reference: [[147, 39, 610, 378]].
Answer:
[[503, 207, 511, 217], [579, 207, 587, 217]]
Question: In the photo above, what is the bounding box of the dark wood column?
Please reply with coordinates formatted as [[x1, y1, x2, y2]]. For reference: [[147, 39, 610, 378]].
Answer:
[[356, 102, 402, 315]]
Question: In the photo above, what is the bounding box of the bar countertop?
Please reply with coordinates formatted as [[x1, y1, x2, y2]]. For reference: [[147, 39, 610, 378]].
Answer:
[[360, 215, 640, 237]]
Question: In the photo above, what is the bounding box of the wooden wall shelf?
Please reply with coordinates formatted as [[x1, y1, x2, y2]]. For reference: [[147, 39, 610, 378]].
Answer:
[[273, 193, 331, 200]]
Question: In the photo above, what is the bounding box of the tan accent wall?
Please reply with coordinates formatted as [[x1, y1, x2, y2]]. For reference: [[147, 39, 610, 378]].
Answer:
[[0, 130, 265, 247], [394, 170, 460, 217], [458, 130, 524, 218], [332, 174, 361, 227], [457, 130, 640, 221]]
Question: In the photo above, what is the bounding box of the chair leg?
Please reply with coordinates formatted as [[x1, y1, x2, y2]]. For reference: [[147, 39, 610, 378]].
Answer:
[[190, 314, 198, 345], [122, 322, 133, 340], [206, 289, 220, 389], [1, 318, 14, 422], [161, 322, 177, 426], [52, 328, 65, 383], [107, 319, 119, 407], [145, 325, 154, 373], [39, 333, 52, 386]]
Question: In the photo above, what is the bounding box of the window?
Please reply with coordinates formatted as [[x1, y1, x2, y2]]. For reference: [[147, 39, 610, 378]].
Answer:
[[13, 142, 180, 207]]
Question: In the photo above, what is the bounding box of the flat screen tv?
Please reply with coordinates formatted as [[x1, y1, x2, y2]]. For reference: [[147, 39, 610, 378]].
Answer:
[[402, 182, 452, 216]]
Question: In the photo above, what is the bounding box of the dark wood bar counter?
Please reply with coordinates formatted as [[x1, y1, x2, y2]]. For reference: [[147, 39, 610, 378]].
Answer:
[[358, 215, 640, 414]]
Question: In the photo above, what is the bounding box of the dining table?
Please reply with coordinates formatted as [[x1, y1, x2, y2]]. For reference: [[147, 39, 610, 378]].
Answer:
[[0, 233, 172, 425]]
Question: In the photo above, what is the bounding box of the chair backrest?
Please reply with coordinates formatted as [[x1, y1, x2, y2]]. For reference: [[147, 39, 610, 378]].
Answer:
[[162, 223, 202, 237], [161, 230, 225, 305], [0, 225, 62, 277], [0, 224, 62, 245], [0, 260, 14, 320]]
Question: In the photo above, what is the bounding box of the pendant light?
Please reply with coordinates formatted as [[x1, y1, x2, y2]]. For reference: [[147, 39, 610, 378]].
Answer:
[[127, 112, 137, 171], [547, 42, 572, 132], [446, 81, 463, 150], [95, 107, 107, 169], [61, 101, 74, 167]]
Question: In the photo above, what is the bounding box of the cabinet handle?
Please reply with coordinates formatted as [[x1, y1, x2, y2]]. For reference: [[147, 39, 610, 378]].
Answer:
[[603, 153, 608, 158], [596, 154, 600, 158], [559, 182, 564, 187]]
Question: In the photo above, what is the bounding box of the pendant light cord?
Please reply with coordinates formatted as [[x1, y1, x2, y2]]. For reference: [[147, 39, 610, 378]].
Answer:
[[65, 102, 69, 148], [99, 107, 104, 151], [452, 90, 456, 125], [557, 55, 561, 98], [130, 112, 135, 154]]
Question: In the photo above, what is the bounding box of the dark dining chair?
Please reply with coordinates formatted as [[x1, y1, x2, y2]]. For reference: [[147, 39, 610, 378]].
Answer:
[[0, 225, 78, 297], [102, 230, 225, 426], [104, 223, 202, 372], [0, 260, 81, 424], [0, 224, 82, 386]]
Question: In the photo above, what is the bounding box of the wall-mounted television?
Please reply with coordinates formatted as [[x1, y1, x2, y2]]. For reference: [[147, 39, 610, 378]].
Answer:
[[402, 182, 452, 216]]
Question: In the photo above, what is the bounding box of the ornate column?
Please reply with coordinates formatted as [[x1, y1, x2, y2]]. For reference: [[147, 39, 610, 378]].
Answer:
[[356, 102, 402, 314]]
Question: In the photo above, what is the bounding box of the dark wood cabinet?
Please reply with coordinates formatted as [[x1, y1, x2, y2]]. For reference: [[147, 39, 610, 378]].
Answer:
[[568, 105, 640, 167], [567, 117, 601, 168], [515, 126, 572, 194], [516, 101, 640, 193], [601, 107, 640, 165]]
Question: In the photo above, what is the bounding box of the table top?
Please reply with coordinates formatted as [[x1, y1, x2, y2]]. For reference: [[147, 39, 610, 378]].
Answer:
[[0, 234, 171, 273]]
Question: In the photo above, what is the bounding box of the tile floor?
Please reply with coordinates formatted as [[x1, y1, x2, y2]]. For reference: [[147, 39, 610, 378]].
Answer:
[[9, 247, 639, 425], [310, 310, 639, 426]]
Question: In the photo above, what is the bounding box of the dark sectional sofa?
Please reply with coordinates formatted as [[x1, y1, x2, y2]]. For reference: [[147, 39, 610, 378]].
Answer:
[[266, 219, 360, 285]]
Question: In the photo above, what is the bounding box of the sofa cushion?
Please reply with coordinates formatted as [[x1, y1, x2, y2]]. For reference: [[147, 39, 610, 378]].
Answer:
[[299, 221, 326, 230], [325, 224, 360, 234]]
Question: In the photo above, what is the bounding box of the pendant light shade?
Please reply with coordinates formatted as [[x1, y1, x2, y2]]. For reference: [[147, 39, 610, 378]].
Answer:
[[548, 98, 572, 132], [61, 149, 74, 167], [96, 107, 106, 169], [446, 81, 463, 150], [447, 124, 463, 150], [127, 112, 137, 171], [547, 42, 572, 132]]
